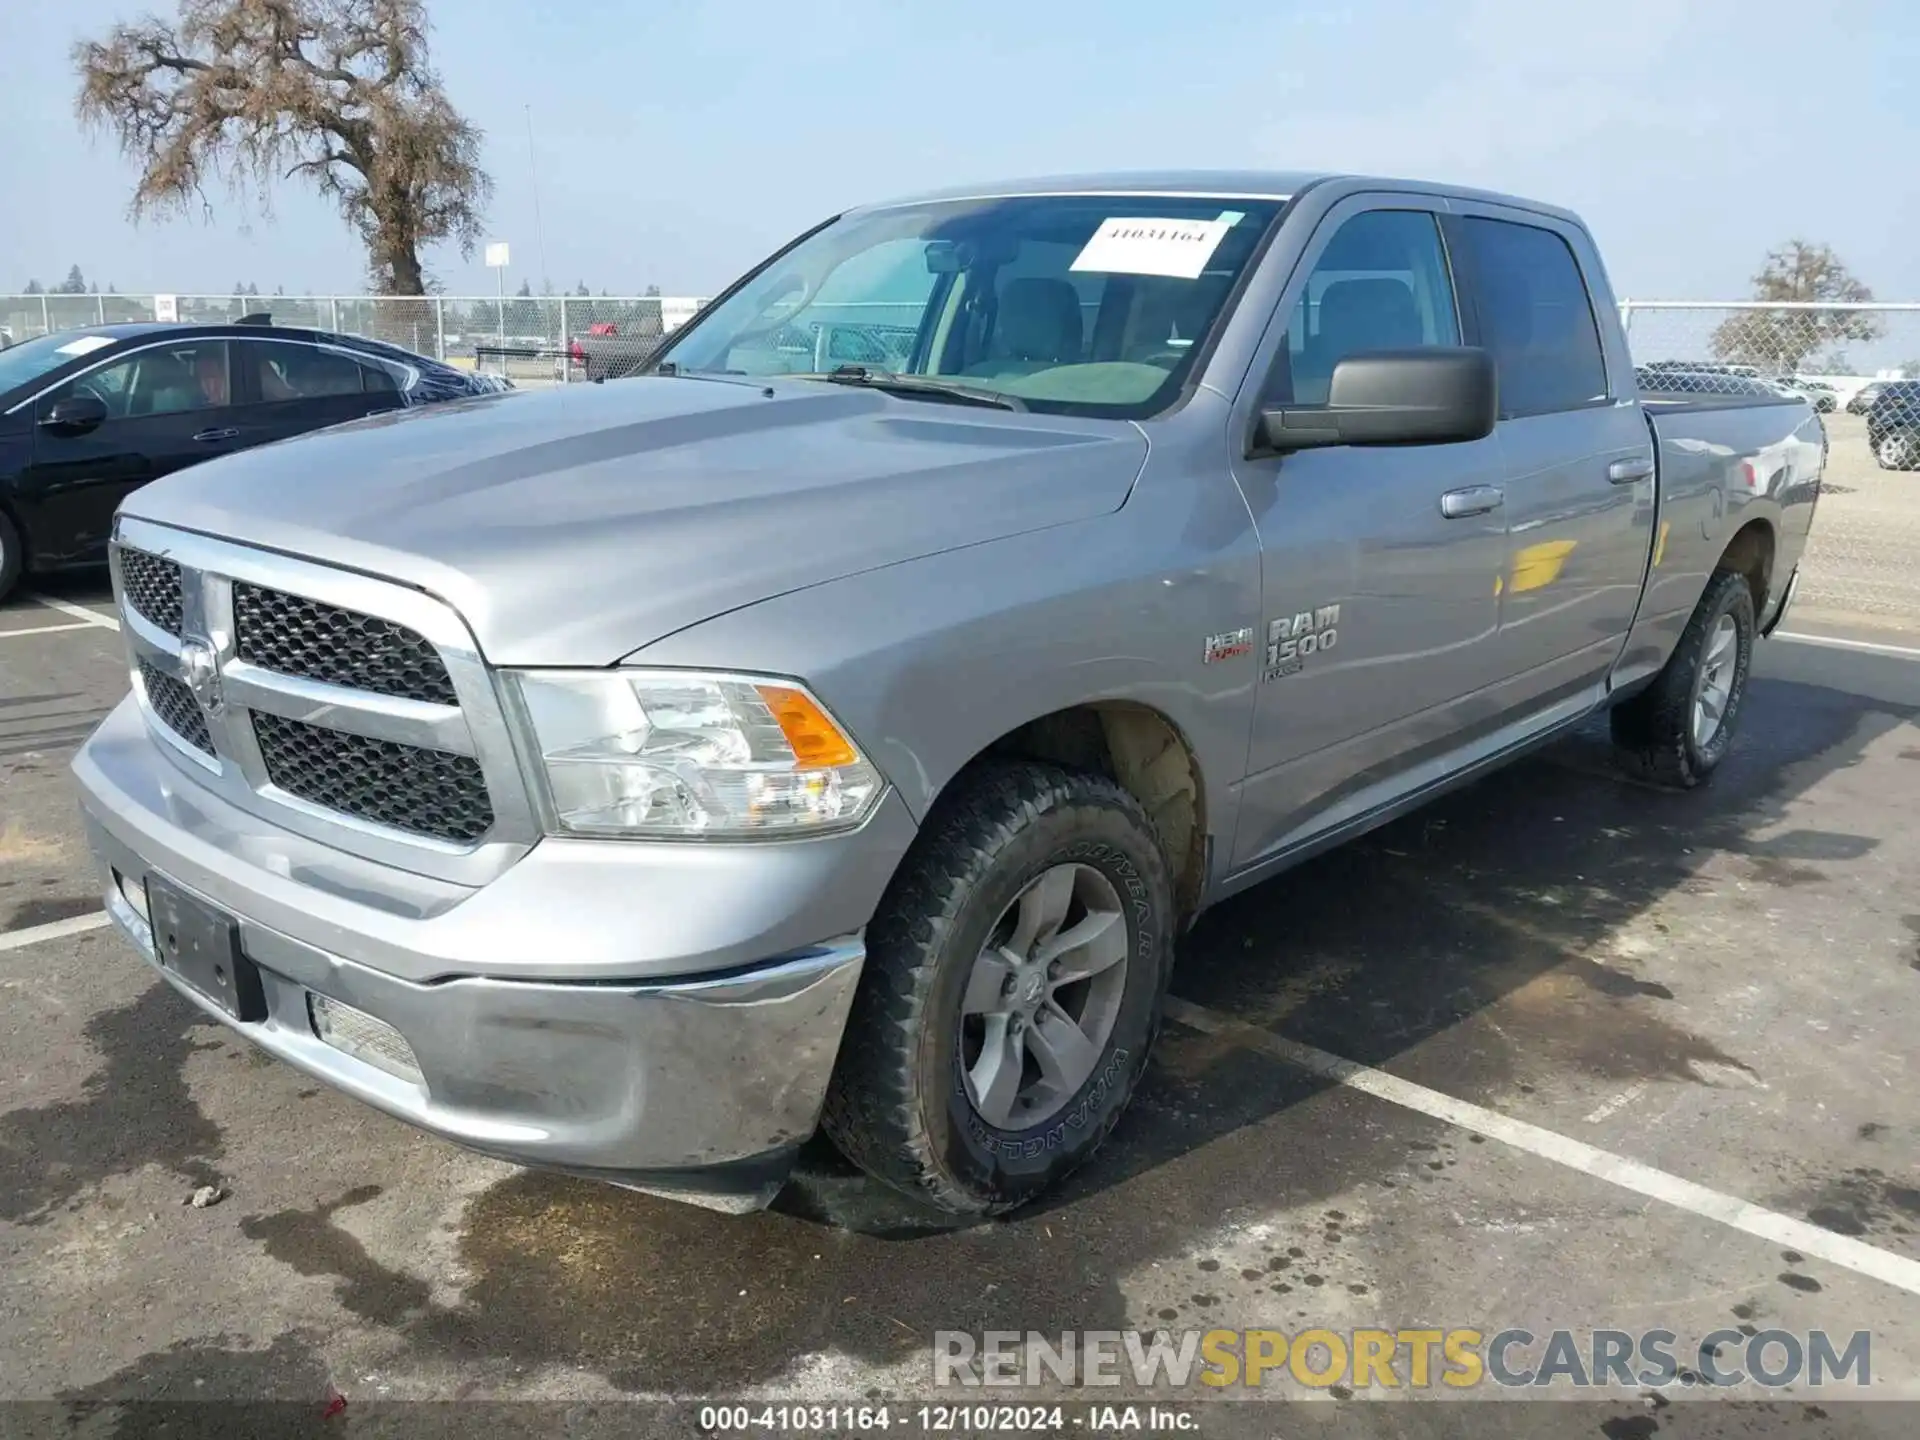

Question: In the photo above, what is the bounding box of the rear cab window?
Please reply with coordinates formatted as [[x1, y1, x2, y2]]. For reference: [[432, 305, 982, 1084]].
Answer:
[[1454, 217, 1609, 418]]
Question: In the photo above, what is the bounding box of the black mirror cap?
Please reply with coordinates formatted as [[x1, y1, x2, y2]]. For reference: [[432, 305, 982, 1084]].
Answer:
[[1257, 347, 1498, 453], [40, 393, 110, 432]]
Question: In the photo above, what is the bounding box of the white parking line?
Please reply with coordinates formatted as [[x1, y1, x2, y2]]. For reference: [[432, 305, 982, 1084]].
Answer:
[[0, 911, 111, 953], [28, 594, 119, 631], [1165, 997, 1920, 1300], [1775, 630, 1920, 659], [0, 621, 98, 640]]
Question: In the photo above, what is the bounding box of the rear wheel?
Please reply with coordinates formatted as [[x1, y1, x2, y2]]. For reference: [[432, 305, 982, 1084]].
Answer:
[[822, 762, 1173, 1215], [1610, 568, 1755, 787], [1876, 430, 1918, 470]]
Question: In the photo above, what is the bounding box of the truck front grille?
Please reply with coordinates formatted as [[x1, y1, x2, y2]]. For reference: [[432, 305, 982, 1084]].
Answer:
[[252, 712, 495, 843], [138, 660, 212, 753], [113, 520, 520, 868], [119, 548, 184, 634], [233, 583, 459, 704]]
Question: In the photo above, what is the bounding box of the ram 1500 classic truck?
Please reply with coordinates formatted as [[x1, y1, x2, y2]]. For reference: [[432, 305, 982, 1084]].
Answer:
[[75, 171, 1823, 1216]]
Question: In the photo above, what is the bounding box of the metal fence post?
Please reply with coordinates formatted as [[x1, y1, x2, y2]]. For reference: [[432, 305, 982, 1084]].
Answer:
[[434, 298, 446, 360], [96, 294, 106, 325], [558, 296, 569, 383], [40, 294, 49, 336], [329, 297, 340, 334]]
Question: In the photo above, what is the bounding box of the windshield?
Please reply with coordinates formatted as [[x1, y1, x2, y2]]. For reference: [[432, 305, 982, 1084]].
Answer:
[[0, 331, 118, 398], [655, 194, 1286, 418]]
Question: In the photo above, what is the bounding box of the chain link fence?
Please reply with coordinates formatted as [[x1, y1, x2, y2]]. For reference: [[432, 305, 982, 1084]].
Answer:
[[1622, 302, 1920, 624], [3, 292, 1918, 627], [0, 293, 708, 385]]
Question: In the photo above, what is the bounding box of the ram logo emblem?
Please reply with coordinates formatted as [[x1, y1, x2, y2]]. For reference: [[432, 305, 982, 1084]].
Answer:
[[1263, 604, 1340, 681]]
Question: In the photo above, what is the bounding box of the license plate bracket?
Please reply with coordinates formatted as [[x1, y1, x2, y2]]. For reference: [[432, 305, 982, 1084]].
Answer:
[[145, 878, 267, 1022]]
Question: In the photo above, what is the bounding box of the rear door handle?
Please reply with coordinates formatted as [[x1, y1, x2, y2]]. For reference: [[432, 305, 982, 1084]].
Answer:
[[1439, 485, 1504, 519], [192, 427, 241, 443], [1607, 456, 1655, 484]]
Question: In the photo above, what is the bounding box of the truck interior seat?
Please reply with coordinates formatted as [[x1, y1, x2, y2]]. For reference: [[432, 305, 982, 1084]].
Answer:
[[1295, 278, 1424, 401], [966, 278, 1084, 377]]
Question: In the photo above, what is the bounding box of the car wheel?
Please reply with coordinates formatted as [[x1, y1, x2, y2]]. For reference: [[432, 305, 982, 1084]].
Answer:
[[1876, 430, 1918, 470], [822, 761, 1173, 1215], [1610, 568, 1755, 788], [0, 509, 22, 604]]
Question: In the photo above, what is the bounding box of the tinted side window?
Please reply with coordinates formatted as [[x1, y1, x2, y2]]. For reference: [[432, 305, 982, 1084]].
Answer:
[[45, 341, 232, 419], [1272, 210, 1460, 405], [247, 343, 393, 402], [1458, 218, 1608, 417]]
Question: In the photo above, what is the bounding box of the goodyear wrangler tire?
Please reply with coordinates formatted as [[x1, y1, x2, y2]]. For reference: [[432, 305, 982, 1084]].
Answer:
[[1610, 567, 1755, 788], [822, 761, 1173, 1215]]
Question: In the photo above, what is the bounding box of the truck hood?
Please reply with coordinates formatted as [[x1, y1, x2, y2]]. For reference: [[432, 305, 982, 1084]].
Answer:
[[121, 376, 1148, 664]]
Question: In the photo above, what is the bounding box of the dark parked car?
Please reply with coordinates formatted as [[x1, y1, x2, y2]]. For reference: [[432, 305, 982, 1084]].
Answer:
[[0, 321, 509, 600], [1863, 380, 1920, 469]]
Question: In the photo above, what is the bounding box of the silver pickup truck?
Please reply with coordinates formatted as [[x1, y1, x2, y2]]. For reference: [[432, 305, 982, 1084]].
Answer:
[[75, 171, 1823, 1216]]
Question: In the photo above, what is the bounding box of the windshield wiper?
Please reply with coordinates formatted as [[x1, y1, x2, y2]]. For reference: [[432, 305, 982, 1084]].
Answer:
[[801, 365, 1026, 411]]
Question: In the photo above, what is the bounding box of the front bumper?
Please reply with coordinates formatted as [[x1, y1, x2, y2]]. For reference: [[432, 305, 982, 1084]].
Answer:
[[75, 697, 903, 1210]]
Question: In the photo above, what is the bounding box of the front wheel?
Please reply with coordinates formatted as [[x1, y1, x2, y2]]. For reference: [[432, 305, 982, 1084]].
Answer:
[[822, 762, 1173, 1215], [1610, 568, 1755, 787], [1876, 430, 1918, 470]]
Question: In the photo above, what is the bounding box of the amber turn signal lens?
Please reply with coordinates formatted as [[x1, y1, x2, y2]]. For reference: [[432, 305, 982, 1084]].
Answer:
[[756, 684, 859, 768]]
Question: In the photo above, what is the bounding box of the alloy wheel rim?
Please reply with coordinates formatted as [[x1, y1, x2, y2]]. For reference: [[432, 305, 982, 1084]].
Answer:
[[1691, 614, 1739, 750], [1881, 434, 1912, 467], [959, 863, 1130, 1129]]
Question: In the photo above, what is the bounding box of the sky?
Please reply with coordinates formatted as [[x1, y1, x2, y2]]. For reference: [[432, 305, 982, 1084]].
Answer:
[[0, 0, 1915, 303]]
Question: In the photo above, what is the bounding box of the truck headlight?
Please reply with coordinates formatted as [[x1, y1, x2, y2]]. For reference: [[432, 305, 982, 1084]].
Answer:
[[506, 669, 883, 839]]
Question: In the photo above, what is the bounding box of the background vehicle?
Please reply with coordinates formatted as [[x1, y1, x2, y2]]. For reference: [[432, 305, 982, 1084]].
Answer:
[[567, 319, 668, 381], [76, 172, 1823, 1218], [0, 320, 509, 600], [1846, 380, 1887, 415], [1784, 376, 1838, 412], [1864, 379, 1920, 469]]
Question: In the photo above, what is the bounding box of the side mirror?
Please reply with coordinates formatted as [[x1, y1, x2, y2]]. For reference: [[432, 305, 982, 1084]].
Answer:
[[40, 392, 110, 434], [1256, 347, 1497, 454]]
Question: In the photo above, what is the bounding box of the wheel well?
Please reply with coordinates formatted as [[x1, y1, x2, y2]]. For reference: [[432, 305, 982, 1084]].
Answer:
[[1717, 519, 1774, 615], [979, 703, 1206, 922]]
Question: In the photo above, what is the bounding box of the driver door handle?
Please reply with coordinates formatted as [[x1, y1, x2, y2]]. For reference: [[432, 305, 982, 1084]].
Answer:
[[193, 427, 241, 443], [1439, 485, 1504, 519], [1607, 456, 1655, 484]]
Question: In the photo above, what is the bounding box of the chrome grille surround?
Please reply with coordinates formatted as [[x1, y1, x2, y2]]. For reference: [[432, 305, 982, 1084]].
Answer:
[[109, 515, 538, 886]]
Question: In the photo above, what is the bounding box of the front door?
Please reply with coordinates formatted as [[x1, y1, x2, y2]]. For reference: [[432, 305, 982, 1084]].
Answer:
[[1445, 207, 1655, 710], [1227, 201, 1510, 872], [23, 339, 247, 564]]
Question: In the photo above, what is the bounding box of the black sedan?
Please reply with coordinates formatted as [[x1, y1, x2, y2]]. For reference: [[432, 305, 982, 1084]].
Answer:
[[0, 319, 509, 600]]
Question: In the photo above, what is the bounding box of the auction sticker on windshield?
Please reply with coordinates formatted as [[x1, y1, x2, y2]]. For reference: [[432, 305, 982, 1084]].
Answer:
[[1071, 216, 1233, 279]]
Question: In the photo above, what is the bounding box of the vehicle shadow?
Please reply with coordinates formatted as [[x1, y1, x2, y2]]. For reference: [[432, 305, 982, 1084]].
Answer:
[[46, 646, 1920, 1406]]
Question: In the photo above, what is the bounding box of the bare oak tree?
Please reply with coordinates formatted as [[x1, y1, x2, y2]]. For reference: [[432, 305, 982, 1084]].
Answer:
[[75, 0, 491, 295], [1711, 241, 1881, 375]]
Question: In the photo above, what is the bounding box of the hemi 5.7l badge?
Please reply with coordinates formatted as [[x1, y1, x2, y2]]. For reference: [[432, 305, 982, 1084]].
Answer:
[[1203, 628, 1255, 664], [1264, 604, 1340, 681]]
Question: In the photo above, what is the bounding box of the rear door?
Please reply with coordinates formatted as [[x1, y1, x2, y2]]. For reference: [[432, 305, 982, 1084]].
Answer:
[[1226, 199, 1510, 871], [237, 339, 407, 445], [22, 338, 247, 564], [1445, 207, 1654, 712]]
